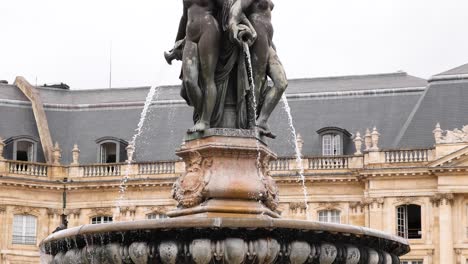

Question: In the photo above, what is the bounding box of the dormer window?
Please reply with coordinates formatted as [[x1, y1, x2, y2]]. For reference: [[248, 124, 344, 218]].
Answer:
[[96, 137, 128, 163], [322, 134, 341, 156], [317, 127, 351, 156], [4, 136, 38, 162]]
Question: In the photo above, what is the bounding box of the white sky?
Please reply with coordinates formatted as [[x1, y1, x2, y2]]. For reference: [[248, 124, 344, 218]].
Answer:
[[1, 0, 468, 89]]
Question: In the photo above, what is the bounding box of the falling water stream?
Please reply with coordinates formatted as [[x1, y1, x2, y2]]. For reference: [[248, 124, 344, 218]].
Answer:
[[243, 43, 263, 175], [281, 94, 310, 217], [116, 85, 160, 212]]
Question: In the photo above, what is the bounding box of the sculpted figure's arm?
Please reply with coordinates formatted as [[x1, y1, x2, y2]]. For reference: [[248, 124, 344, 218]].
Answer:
[[176, 2, 188, 42], [165, 2, 188, 65], [228, 0, 257, 45]]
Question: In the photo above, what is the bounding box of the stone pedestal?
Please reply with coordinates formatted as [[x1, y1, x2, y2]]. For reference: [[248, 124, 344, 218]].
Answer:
[[168, 129, 280, 218]]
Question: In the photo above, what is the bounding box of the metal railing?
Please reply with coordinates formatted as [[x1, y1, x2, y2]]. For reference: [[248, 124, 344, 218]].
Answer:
[[384, 149, 431, 163], [138, 161, 175, 175], [7, 160, 48, 176], [308, 156, 350, 169], [82, 164, 121, 177]]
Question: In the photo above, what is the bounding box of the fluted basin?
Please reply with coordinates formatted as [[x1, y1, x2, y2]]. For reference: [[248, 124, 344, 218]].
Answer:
[[41, 217, 409, 264]]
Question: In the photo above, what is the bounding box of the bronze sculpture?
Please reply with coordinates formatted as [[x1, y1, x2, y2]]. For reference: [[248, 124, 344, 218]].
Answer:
[[166, 0, 287, 138]]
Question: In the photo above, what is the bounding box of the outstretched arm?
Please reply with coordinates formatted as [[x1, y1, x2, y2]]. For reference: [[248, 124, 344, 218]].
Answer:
[[228, 0, 256, 45], [175, 2, 189, 42]]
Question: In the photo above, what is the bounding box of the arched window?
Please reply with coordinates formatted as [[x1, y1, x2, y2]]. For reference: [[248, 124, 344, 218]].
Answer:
[[396, 204, 421, 239], [317, 127, 351, 156], [5, 136, 38, 162], [147, 213, 168, 220], [12, 215, 37, 245], [96, 137, 128, 163], [318, 209, 341, 224], [91, 216, 113, 224]]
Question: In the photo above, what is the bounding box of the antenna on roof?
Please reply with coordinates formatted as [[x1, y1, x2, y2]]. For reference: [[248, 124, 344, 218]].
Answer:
[[109, 41, 113, 89]]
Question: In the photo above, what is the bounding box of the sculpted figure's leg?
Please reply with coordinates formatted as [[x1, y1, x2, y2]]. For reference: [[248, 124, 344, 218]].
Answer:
[[249, 26, 270, 117], [188, 20, 220, 133], [257, 47, 288, 138], [182, 41, 203, 123]]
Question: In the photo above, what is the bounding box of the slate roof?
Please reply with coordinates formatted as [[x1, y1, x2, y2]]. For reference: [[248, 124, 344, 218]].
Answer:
[[434, 63, 468, 76], [2, 67, 464, 164]]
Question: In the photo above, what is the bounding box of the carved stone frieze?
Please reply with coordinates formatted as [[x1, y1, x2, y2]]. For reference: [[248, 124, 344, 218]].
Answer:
[[318, 202, 341, 210], [430, 193, 454, 206], [64, 208, 81, 217], [47, 208, 61, 217], [13, 206, 40, 216], [90, 207, 112, 216], [172, 151, 213, 208], [396, 196, 420, 205], [289, 202, 308, 214], [120, 206, 137, 216]]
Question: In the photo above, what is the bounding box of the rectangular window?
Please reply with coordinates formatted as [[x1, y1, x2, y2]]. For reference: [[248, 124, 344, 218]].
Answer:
[[147, 214, 168, 220], [12, 215, 37, 245], [402, 261, 423, 264], [91, 216, 113, 224], [322, 134, 342, 156], [318, 210, 341, 224]]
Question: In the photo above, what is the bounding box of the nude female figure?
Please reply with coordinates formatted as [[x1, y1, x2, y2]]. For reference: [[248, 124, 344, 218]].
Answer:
[[170, 0, 221, 133], [229, 0, 288, 138]]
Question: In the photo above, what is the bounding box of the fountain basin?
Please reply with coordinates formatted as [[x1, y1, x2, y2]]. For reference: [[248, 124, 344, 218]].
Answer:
[[41, 217, 409, 264]]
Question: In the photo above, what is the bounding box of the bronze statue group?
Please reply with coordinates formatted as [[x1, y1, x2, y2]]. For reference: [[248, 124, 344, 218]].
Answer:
[[166, 0, 287, 139]]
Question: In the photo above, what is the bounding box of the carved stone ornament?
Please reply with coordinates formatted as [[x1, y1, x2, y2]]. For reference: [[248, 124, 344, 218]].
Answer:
[[396, 197, 419, 205], [120, 206, 137, 215], [44, 238, 405, 264], [319, 202, 340, 210], [289, 202, 308, 213], [430, 193, 454, 206], [13, 206, 40, 216], [172, 151, 213, 208], [260, 155, 279, 211], [434, 124, 468, 144], [64, 208, 81, 217], [147, 206, 170, 214], [90, 207, 112, 216], [0, 206, 6, 214], [47, 208, 61, 217]]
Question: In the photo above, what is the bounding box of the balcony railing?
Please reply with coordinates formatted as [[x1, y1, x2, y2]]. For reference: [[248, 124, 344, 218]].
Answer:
[[269, 158, 291, 171], [82, 164, 121, 177], [7, 160, 48, 177], [384, 149, 431, 163], [138, 161, 175, 174], [308, 156, 350, 169]]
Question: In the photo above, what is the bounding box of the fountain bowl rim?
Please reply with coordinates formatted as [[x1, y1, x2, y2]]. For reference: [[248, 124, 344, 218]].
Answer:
[[41, 217, 410, 255]]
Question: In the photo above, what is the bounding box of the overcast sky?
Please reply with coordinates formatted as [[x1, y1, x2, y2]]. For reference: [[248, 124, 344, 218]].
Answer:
[[1, 0, 468, 89]]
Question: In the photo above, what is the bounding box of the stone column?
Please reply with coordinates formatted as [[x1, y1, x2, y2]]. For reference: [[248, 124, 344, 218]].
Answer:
[[0, 136, 4, 160], [434, 193, 454, 264]]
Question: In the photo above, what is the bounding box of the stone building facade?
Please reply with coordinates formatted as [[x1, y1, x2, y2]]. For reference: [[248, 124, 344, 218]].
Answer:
[[0, 63, 467, 263]]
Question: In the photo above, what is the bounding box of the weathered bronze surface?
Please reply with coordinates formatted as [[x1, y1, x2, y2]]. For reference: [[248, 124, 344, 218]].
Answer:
[[166, 0, 287, 138]]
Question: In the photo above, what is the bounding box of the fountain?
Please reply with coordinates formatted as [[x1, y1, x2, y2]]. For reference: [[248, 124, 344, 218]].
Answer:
[[40, 1, 410, 263]]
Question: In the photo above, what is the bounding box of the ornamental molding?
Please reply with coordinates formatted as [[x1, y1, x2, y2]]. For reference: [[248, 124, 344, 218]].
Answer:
[[0, 206, 6, 213], [120, 206, 137, 216], [395, 197, 420, 205], [89, 207, 113, 216], [46, 208, 61, 217], [146, 206, 170, 214], [13, 206, 40, 216], [64, 208, 81, 217], [289, 202, 307, 214], [318, 202, 341, 210], [430, 193, 454, 206]]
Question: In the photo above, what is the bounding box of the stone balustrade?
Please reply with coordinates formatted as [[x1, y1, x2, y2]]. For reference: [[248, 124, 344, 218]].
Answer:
[[308, 155, 351, 169], [0, 147, 436, 179], [82, 163, 122, 177], [138, 161, 176, 175], [6, 160, 49, 177], [383, 148, 432, 163]]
